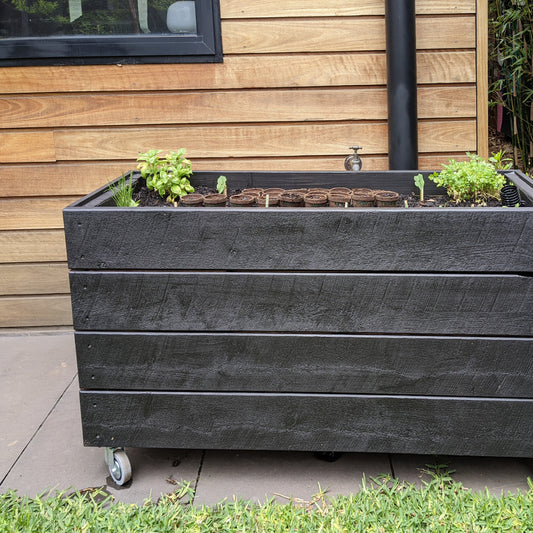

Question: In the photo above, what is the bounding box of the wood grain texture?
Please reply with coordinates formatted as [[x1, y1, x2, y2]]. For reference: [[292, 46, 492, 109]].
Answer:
[[1, 154, 475, 197], [64, 206, 533, 272], [0, 263, 69, 295], [0, 197, 78, 230], [0, 295, 72, 327], [76, 332, 533, 397], [69, 272, 533, 335], [0, 132, 55, 163], [1, 154, 477, 197], [0, 230, 67, 263], [2, 87, 476, 129], [0, 52, 475, 94], [53, 121, 477, 161], [476, 0, 489, 159], [221, 0, 476, 17], [79, 391, 533, 456], [222, 17, 475, 54]]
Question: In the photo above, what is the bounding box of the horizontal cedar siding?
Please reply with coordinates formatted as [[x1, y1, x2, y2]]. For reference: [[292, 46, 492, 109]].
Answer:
[[0, 0, 483, 328]]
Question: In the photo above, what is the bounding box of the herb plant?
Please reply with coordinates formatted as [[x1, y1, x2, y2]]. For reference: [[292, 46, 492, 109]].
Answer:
[[137, 149, 194, 203], [108, 172, 139, 207], [428, 153, 507, 204], [217, 175, 227, 195], [413, 173, 425, 202]]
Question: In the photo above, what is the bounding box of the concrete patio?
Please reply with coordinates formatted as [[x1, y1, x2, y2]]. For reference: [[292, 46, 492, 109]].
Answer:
[[1, 332, 532, 506]]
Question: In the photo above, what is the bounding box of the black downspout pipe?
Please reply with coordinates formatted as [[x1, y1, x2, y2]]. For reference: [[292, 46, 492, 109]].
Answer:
[[385, 0, 418, 169]]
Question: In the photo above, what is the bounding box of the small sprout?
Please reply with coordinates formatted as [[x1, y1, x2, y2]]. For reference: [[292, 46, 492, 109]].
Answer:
[[217, 175, 227, 196], [265, 194, 270, 208], [108, 172, 139, 207], [404, 200, 409, 208], [414, 173, 425, 203]]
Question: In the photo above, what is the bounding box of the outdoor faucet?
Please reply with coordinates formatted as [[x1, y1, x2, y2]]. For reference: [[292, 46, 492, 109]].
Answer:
[[344, 146, 363, 171]]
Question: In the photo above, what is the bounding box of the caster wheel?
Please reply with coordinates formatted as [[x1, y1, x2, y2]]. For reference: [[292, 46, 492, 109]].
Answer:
[[108, 449, 132, 485]]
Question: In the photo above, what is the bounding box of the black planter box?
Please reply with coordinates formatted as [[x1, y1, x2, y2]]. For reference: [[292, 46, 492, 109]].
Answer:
[[64, 170, 533, 457]]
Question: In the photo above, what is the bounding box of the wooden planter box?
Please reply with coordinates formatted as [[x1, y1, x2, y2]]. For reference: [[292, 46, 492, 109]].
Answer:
[[64, 170, 533, 459]]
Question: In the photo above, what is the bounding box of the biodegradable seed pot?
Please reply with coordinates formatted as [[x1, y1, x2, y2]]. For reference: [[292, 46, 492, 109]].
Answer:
[[304, 192, 328, 207], [180, 193, 204, 206], [63, 170, 533, 483]]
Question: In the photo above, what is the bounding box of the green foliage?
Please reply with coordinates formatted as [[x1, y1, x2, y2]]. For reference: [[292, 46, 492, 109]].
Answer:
[[1, 476, 533, 532], [428, 153, 507, 204], [216, 175, 227, 195], [108, 172, 139, 207], [413, 173, 425, 202], [489, 149, 513, 170], [489, 0, 532, 173], [137, 149, 194, 203]]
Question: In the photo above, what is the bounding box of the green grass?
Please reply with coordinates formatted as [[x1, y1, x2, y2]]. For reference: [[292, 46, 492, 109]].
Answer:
[[2, 474, 533, 532]]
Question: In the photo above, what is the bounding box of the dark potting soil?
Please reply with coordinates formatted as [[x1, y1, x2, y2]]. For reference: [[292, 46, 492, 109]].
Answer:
[[132, 182, 503, 209]]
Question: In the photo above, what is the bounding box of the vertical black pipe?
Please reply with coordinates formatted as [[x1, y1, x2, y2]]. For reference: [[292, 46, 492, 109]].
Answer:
[[385, 0, 418, 169]]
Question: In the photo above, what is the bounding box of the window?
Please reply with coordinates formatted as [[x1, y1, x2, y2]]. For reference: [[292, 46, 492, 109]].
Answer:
[[0, 0, 222, 65]]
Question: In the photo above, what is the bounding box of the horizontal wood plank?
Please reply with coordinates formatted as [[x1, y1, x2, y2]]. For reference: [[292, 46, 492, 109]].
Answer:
[[0, 52, 475, 94], [69, 272, 533, 335], [53, 121, 477, 161], [0, 197, 78, 230], [64, 206, 533, 272], [0, 132, 55, 163], [0, 154, 474, 197], [0, 263, 69, 295], [76, 332, 533, 397], [222, 17, 475, 54], [0, 230, 67, 263], [79, 391, 533, 456], [0, 295, 72, 327], [221, 0, 476, 17], [2, 87, 476, 129]]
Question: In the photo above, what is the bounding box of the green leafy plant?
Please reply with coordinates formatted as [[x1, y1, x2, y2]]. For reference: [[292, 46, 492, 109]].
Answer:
[[413, 173, 425, 202], [428, 153, 507, 204], [489, 149, 513, 170], [108, 172, 139, 207], [489, 0, 532, 173], [217, 175, 227, 195], [137, 149, 194, 203]]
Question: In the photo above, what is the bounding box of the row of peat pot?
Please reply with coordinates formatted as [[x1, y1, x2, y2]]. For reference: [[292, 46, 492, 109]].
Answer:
[[181, 187, 399, 208]]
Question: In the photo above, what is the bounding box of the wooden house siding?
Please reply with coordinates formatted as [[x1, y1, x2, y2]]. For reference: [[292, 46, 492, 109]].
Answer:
[[0, 0, 487, 328]]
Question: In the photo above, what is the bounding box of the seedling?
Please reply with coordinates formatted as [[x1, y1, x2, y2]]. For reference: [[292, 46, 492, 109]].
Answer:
[[108, 172, 139, 207], [428, 153, 506, 204], [137, 148, 194, 203], [217, 175, 227, 196], [414, 173, 425, 202], [489, 150, 513, 170]]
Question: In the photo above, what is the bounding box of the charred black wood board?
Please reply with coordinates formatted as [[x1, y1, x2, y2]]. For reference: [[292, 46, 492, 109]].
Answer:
[[76, 332, 533, 397], [70, 272, 532, 336], [80, 391, 533, 457]]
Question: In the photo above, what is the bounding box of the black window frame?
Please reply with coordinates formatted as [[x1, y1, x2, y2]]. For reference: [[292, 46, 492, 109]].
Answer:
[[0, 0, 222, 66]]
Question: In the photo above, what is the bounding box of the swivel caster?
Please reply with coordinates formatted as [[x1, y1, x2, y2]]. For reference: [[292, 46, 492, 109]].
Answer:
[[105, 447, 132, 486]]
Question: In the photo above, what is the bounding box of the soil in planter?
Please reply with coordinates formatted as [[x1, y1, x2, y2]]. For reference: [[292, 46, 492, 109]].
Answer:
[[132, 180, 505, 209]]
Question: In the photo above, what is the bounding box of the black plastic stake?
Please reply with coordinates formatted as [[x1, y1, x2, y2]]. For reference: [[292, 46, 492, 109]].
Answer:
[[385, 0, 418, 170]]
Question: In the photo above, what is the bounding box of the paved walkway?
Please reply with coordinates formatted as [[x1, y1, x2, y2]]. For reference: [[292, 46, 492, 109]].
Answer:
[[1, 332, 532, 506]]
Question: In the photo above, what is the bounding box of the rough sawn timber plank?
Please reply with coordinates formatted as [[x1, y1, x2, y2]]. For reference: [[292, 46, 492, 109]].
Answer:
[[75, 332, 533, 397], [64, 209, 533, 272], [79, 391, 533, 457], [69, 272, 533, 336]]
